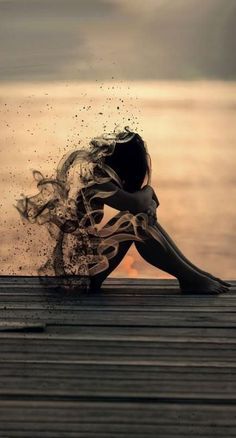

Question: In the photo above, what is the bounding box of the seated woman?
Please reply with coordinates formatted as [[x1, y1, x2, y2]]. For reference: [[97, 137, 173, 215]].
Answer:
[[16, 127, 230, 293], [88, 129, 230, 294]]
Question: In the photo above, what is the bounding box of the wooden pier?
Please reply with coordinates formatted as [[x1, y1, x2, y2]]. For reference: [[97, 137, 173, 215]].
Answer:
[[0, 277, 236, 437]]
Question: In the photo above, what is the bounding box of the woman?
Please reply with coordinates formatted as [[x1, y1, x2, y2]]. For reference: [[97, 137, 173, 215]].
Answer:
[[88, 128, 230, 293], [17, 127, 230, 293]]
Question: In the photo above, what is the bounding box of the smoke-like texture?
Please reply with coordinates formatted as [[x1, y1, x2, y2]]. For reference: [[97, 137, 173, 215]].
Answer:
[[16, 127, 165, 290]]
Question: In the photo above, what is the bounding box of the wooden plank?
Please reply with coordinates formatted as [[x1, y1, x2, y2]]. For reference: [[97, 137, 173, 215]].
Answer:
[[0, 370, 235, 400], [0, 284, 181, 291], [0, 401, 236, 424], [37, 324, 236, 339], [0, 320, 236, 343], [2, 294, 236, 308], [0, 288, 233, 297], [1, 362, 236, 376], [1, 330, 236, 344], [0, 278, 180, 289], [1, 326, 236, 342], [5, 288, 234, 298], [0, 336, 235, 351], [1, 361, 236, 372], [0, 276, 234, 289], [0, 362, 236, 401], [0, 276, 180, 284], [0, 425, 236, 438], [0, 278, 236, 292], [0, 358, 236, 367], [1, 362, 236, 377], [1, 340, 236, 366], [2, 303, 236, 313], [0, 276, 234, 285], [0, 294, 232, 306], [1, 309, 236, 327], [0, 286, 186, 294]]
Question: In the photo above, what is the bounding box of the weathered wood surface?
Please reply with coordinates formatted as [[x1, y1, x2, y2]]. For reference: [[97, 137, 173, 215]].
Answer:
[[0, 277, 236, 437]]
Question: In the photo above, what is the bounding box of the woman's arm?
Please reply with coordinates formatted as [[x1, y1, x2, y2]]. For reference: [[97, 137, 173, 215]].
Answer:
[[91, 181, 154, 215]]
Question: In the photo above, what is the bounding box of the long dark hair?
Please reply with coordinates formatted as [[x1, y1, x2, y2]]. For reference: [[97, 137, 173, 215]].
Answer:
[[103, 133, 152, 193]]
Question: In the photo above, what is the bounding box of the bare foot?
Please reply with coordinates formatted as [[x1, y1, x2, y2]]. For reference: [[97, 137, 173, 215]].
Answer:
[[179, 274, 229, 294], [198, 271, 231, 288]]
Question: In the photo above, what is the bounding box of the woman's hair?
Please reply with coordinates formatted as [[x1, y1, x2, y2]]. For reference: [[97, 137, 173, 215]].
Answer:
[[103, 132, 152, 193]]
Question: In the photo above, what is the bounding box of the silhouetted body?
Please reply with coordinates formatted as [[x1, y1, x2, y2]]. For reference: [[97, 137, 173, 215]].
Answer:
[[88, 132, 230, 294], [16, 128, 231, 293]]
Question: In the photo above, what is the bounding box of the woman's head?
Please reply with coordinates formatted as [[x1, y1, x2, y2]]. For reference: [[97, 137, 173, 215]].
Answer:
[[103, 131, 152, 193]]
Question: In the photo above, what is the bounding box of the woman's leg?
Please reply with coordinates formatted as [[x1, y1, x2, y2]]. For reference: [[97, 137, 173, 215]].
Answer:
[[89, 212, 134, 289], [134, 219, 229, 293], [90, 211, 229, 293], [154, 221, 230, 287]]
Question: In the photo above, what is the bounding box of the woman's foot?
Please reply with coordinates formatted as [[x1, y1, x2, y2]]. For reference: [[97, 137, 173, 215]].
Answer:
[[199, 272, 231, 288], [179, 273, 230, 294]]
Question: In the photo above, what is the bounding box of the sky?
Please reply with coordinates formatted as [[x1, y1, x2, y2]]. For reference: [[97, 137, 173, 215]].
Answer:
[[0, 0, 236, 82]]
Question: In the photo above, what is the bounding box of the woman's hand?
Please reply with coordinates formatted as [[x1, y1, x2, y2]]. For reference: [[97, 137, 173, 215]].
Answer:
[[141, 185, 160, 225], [145, 199, 158, 226]]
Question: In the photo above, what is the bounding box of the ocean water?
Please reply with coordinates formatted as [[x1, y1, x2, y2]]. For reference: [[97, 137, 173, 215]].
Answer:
[[0, 81, 235, 279]]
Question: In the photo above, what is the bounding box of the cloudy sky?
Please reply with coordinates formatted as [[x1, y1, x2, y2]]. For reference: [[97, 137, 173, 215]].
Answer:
[[0, 0, 235, 82]]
